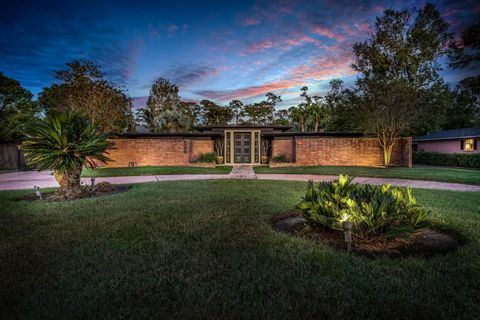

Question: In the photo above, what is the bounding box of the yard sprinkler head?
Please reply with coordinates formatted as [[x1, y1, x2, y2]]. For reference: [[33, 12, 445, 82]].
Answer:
[[342, 221, 353, 252], [34, 185, 43, 201]]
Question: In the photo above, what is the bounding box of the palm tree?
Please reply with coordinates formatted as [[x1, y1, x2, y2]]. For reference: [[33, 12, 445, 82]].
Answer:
[[152, 110, 189, 132], [289, 106, 308, 132], [21, 112, 113, 192]]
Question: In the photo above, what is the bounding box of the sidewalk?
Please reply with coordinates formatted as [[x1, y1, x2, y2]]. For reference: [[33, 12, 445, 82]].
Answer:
[[1, 169, 479, 192]]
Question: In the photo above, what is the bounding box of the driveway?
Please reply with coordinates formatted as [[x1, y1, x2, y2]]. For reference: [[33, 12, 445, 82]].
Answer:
[[1, 169, 480, 192]]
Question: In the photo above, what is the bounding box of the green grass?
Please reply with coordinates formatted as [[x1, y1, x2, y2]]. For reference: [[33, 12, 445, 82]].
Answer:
[[254, 165, 480, 185], [82, 165, 232, 177], [1, 180, 479, 319]]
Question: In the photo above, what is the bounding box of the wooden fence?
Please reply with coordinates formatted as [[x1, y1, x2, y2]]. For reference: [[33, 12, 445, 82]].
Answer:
[[0, 144, 25, 170]]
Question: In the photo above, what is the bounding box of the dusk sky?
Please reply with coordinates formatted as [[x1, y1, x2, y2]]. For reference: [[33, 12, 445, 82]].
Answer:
[[1, 0, 478, 109]]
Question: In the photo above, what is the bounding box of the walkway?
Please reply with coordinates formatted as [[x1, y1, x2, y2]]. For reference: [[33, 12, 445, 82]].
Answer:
[[1, 168, 479, 192]]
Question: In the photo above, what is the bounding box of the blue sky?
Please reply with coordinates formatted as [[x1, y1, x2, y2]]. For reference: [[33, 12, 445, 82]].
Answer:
[[1, 0, 478, 109]]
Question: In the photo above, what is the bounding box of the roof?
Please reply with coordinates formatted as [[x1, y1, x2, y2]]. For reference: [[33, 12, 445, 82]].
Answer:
[[193, 125, 292, 132], [262, 131, 364, 137], [110, 131, 222, 138], [414, 127, 480, 142]]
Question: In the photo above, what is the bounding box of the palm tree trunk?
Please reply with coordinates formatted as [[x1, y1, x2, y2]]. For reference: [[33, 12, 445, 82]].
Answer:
[[53, 167, 82, 191]]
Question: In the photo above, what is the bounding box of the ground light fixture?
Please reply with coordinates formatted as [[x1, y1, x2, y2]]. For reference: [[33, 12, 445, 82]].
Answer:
[[34, 185, 42, 200], [342, 221, 353, 252], [91, 176, 96, 187]]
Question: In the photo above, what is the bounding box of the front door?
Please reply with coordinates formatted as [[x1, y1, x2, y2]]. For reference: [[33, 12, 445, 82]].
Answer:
[[234, 133, 251, 163]]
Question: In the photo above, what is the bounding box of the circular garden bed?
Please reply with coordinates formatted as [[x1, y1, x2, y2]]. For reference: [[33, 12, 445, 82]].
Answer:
[[272, 211, 464, 258]]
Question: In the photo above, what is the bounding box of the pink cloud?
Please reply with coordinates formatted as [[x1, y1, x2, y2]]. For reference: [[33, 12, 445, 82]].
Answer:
[[245, 39, 274, 53], [196, 79, 300, 101], [312, 26, 345, 42], [241, 17, 260, 26]]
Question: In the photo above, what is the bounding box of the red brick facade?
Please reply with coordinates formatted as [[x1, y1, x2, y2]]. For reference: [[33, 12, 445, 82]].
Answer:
[[272, 138, 293, 161], [293, 137, 411, 167], [103, 134, 412, 168], [103, 138, 213, 167]]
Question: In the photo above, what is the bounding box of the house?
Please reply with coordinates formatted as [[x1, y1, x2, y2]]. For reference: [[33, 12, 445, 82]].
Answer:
[[104, 125, 412, 167], [413, 127, 479, 154]]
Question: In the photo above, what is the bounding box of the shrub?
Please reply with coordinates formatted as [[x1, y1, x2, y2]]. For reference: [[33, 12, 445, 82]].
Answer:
[[196, 152, 217, 163], [297, 175, 429, 240], [413, 151, 480, 168], [21, 112, 113, 194], [271, 154, 289, 163]]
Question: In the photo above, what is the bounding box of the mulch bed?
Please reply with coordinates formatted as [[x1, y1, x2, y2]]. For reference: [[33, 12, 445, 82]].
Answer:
[[16, 184, 131, 202], [271, 211, 465, 258]]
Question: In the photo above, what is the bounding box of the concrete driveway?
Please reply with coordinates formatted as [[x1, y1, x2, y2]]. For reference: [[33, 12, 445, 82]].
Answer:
[[1, 169, 480, 192]]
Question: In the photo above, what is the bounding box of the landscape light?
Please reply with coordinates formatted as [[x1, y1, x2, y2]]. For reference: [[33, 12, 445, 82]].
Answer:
[[342, 221, 353, 252], [34, 185, 43, 200]]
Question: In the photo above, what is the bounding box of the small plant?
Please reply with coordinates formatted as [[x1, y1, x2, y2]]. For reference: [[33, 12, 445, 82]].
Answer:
[[271, 154, 289, 163], [297, 175, 429, 240], [196, 152, 217, 163], [214, 139, 224, 156]]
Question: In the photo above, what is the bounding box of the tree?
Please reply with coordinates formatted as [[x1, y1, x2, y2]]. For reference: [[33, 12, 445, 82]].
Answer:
[[351, 3, 452, 166], [299, 86, 330, 132], [39, 60, 133, 133], [137, 78, 187, 132], [288, 106, 308, 132], [242, 93, 280, 125], [447, 22, 480, 129], [21, 112, 113, 196], [228, 100, 244, 124], [201, 100, 232, 125], [0, 72, 38, 142]]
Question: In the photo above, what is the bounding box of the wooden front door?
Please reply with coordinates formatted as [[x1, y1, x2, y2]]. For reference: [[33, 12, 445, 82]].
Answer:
[[234, 133, 251, 163]]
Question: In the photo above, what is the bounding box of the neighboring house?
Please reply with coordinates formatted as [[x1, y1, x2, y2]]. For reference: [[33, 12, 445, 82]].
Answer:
[[413, 127, 480, 154], [103, 125, 412, 167]]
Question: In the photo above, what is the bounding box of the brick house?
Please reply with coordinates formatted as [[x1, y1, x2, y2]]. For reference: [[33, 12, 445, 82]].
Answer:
[[104, 125, 412, 167], [413, 127, 479, 154]]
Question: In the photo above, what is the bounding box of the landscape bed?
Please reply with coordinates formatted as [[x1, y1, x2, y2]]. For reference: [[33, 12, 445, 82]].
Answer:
[[254, 165, 480, 185], [1, 180, 479, 319]]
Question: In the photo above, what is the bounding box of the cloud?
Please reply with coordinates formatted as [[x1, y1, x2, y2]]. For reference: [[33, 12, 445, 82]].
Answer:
[[195, 79, 300, 101], [168, 23, 179, 33], [245, 40, 275, 54], [240, 17, 260, 26], [166, 64, 222, 87]]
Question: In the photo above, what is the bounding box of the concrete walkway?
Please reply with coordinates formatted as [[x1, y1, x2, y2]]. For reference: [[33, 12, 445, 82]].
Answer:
[[1, 168, 479, 192]]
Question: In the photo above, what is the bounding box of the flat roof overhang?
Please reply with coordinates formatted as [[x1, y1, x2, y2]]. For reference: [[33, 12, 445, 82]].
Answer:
[[413, 136, 480, 142], [262, 131, 364, 138], [193, 125, 292, 132], [109, 132, 222, 139]]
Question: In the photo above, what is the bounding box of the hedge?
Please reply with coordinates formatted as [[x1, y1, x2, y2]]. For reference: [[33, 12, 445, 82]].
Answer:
[[413, 151, 480, 168]]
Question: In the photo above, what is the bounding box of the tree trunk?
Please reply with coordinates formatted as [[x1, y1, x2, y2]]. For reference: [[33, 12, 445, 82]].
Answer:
[[53, 167, 82, 191], [379, 135, 396, 167], [314, 122, 319, 132], [300, 119, 305, 132]]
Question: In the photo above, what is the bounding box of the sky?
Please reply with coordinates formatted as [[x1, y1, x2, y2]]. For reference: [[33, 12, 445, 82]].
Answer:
[[1, 0, 478, 109]]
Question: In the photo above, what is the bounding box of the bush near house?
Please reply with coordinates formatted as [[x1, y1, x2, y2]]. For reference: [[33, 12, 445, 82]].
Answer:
[[413, 151, 480, 168], [271, 154, 290, 163], [297, 175, 429, 240], [195, 152, 217, 163]]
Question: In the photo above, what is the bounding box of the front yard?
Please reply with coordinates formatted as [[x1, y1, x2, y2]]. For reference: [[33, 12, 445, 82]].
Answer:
[[254, 165, 480, 185], [1, 180, 479, 319], [82, 165, 232, 177]]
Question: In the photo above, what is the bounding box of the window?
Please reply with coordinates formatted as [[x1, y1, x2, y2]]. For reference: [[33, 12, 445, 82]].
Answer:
[[463, 138, 474, 151]]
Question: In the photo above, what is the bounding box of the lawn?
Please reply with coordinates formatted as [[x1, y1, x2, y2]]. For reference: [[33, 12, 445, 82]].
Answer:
[[254, 165, 480, 185], [82, 165, 232, 177], [1, 180, 479, 319]]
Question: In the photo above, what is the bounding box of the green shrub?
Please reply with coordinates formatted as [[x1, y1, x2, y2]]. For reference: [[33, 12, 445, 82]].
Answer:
[[297, 175, 429, 240], [196, 152, 217, 163], [413, 151, 480, 168], [271, 154, 289, 163]]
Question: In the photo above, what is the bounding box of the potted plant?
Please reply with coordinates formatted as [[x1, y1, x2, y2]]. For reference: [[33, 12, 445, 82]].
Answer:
[[261, 140, 269, 164], [214, 139, 224, 164]]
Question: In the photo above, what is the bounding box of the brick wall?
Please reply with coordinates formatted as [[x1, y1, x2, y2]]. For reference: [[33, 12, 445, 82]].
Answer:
[[103, 138, 190, 167], [272, 138, 293, 161], [190, 139, 214, 161], [294, 137, 411, 167]]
